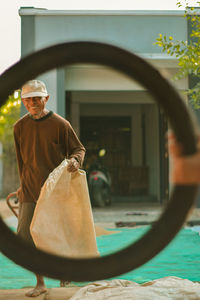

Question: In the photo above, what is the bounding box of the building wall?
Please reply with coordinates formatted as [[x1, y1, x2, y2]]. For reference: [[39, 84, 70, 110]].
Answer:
[[20, 9, 187, 54], [19, 9, 188, 109]]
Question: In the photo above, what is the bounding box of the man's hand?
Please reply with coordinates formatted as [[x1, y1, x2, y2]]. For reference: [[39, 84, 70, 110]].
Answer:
[[67, 157, 80, 173], [168, 131, 200, 184]]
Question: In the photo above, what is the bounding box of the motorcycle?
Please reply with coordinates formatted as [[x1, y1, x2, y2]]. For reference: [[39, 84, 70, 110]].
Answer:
[[87, 150, 112, 207]]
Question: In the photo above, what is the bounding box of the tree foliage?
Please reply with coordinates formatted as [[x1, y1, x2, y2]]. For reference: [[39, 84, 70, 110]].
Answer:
[[0, 92, 21, 195], [0, 91, 21, 144], [154, 1, 200, 108]]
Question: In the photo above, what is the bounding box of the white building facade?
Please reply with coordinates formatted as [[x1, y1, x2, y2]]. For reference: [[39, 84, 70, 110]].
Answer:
[[19, 8, 189, 203]]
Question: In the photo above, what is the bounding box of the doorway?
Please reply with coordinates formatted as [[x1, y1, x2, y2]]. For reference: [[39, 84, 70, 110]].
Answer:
[[80, 116, 148, 197]]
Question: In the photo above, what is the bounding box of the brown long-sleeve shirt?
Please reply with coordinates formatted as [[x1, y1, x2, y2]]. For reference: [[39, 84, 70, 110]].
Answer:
[[14, 111, 85, 203]]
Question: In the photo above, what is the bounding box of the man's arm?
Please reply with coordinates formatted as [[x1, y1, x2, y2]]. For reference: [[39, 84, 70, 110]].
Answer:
[[66, 122, 86, 172], [13, 124, 24, 181]]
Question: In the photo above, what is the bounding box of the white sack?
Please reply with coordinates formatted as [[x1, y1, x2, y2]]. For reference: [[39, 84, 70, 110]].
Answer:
[[30, 159, 99, 258], [71, 277, 200, 300]]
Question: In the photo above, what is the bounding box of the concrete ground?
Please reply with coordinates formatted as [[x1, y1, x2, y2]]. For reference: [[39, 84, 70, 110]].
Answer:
[[92, 200, 200, 227], [1, 198, 200, 299], [0, 287, 80, 300]]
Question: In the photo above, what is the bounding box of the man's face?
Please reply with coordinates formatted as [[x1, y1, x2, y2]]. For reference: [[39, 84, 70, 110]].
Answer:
[[22, 96, 49, 117]]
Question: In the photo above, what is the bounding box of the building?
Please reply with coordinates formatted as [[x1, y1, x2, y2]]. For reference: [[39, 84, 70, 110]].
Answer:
[[19, 8, 189, 204]]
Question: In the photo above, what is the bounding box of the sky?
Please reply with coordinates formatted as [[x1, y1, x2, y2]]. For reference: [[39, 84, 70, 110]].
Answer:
[[0, 0, 199, 75]]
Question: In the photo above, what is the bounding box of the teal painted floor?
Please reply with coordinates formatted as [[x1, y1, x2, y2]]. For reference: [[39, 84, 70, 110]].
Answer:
[[0, 226, 200, 289]]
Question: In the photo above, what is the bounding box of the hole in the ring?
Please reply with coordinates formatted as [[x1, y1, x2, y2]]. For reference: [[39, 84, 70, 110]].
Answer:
[[1, 64, 169, 256]]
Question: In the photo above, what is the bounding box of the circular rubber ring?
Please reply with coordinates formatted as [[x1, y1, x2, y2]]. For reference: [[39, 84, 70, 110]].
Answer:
[[0, 41, 198, 282]]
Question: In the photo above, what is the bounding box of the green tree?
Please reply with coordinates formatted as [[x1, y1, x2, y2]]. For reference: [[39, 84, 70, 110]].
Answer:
[[0, 92, 21, 196], [154, 1, 200, 108]]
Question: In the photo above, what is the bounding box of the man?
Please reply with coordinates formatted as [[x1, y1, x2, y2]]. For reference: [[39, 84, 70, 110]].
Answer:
[[14, 79, 86, 297]]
